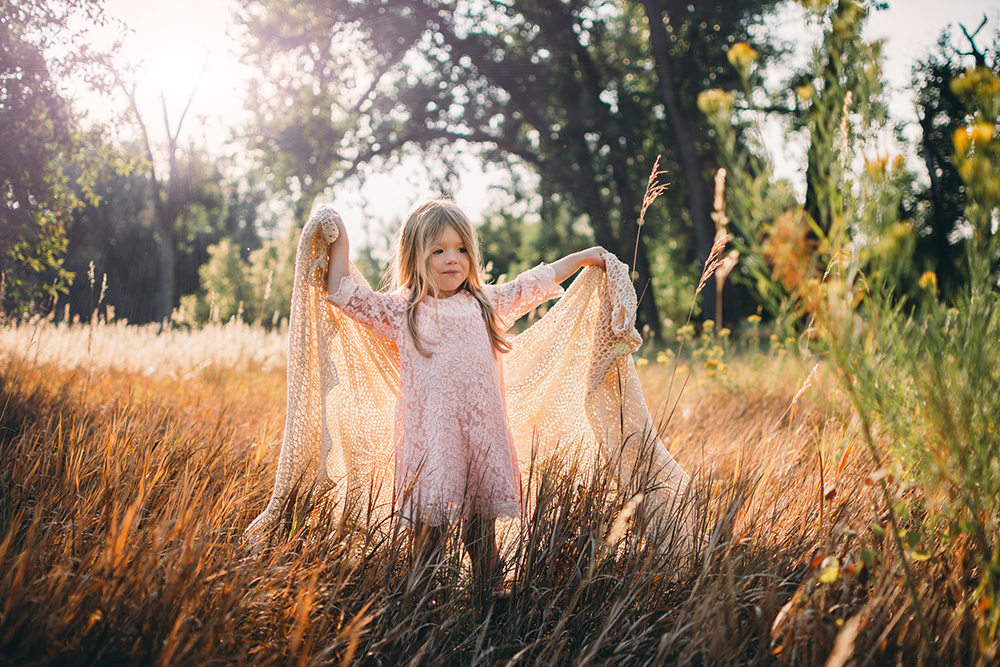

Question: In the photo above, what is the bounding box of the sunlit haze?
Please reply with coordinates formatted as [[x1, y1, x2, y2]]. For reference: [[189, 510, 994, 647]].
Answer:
[[76, 0, 999, 242]]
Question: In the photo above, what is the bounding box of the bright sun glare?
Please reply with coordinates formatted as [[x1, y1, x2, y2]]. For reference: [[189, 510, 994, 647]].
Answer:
[[138, 42, 217, 123]]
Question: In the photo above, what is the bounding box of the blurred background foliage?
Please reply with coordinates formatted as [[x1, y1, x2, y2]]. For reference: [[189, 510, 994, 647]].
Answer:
[[0, 0, 134, 314], [1, 0, 997, 338], [700, 1, 1000, 654]]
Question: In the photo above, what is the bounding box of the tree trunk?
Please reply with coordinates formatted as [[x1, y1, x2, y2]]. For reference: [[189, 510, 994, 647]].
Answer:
[[560, 134, 620, 255], [156, 134, 183, 326], [641, 0, 717, 322], [157, 206, 175, 326], [146, 163, 172, 327], [126, 84, 193, 329]]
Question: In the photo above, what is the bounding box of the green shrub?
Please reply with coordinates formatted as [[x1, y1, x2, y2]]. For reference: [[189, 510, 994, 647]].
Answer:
[[176, 233, 295, 328], [703, 0, 1000, 657]]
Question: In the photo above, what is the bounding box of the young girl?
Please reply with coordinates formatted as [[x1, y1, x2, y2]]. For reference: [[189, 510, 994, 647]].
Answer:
[[324, 199, 606, 592]]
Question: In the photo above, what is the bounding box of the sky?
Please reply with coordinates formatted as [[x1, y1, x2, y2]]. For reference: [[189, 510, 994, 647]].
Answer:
[[83, 0, 253, 152], [77, 0, 512, 244], [74, 0, 1000, 243]]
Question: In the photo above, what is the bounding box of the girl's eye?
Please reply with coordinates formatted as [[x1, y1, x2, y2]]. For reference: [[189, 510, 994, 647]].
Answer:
[[459, 247, 467, 253], [432, 249, 443, 255]]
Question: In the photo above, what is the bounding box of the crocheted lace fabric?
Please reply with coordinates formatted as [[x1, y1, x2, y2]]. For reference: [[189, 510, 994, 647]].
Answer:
[[244, 206, 691, 542], [325, 265, 564, 525]]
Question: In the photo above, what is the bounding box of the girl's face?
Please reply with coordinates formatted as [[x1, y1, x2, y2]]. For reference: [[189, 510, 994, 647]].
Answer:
[[428, 224, 470, 298]]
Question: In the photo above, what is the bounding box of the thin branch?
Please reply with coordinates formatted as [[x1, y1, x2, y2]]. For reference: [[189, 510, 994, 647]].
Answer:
[[170, 57, 210, 142], [160, 91, 172, 148], [350, 59, 398, 115], [332, 127, 543, 187], [958, 17, 989, 68], [125, 81, 156, 172]]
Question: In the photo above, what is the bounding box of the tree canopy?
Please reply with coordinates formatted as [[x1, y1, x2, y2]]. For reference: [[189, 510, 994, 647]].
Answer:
[[0, 0, 123, 313], [237, 0, 782, 332], [909, 21, 1000, 299]]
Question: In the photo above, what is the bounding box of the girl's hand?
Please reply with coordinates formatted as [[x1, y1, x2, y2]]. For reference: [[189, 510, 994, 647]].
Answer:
[[312, 205, 345, 245], [575, 246, 609, 269], [550, 246, 610, 283], [332, 215, 348, 243]]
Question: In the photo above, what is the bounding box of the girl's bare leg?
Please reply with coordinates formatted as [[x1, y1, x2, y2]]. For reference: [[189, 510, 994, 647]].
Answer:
[[463, 513, 500, 597], [412, 522, 445, 594]]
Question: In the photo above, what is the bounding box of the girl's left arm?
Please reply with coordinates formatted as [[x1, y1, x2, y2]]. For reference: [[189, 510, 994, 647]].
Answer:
[[548, 246, 608, 284], [549, 246, 607, 283], [489, 246, 609, 330]]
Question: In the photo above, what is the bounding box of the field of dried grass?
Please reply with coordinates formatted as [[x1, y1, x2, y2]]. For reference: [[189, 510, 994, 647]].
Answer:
[[0, 319, 980, 666]]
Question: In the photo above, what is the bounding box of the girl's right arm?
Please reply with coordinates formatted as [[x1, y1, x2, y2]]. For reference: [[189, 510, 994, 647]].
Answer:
[[326, 215, 351, 296], [323, 216, 403, 339]]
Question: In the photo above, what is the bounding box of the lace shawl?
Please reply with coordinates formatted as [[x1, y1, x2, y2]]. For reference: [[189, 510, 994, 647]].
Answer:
[[244, 206, 691, 542]]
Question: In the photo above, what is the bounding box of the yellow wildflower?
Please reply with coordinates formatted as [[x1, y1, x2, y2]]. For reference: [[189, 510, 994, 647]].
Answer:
[[865, 153, 890, 179], [611, 342, 634, 356], [697, 89, 735, 119], [971, 122, 995, 147], [727, 42, 758, 73], [918, 272, 937, 294]]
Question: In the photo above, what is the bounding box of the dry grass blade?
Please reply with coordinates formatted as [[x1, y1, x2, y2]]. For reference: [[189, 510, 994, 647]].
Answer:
[[0, 319, 986, 665], [696, 168, 732, 299], [824, 612, 862, 667], [603, 492, 645, 553]]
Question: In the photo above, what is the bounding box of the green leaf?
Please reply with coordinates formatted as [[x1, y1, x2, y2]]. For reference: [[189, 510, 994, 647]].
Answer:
[[947, 521, 961, 540], [818, 556, 842, 584], [871, 523, 886, 538], [960, 520, 979, 535]]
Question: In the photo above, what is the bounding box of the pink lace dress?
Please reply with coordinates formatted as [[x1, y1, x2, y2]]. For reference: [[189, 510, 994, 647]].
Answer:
[[325, 265, 563, 524]]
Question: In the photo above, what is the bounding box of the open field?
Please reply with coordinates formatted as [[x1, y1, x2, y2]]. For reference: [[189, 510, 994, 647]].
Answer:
[[0, 319, 983, 666]]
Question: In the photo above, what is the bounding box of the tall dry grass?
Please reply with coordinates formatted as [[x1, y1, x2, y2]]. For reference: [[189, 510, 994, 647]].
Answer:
[[0, 318, 982, 666], [0, 315, 286, 378]]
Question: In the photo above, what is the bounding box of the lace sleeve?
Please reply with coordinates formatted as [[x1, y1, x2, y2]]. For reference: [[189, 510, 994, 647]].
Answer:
[[488, 263, 565, 331], [325, 277, 403, 340]]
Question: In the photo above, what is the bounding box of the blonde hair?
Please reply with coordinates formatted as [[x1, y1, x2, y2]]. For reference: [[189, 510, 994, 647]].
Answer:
[[392, 199, 511, 358]]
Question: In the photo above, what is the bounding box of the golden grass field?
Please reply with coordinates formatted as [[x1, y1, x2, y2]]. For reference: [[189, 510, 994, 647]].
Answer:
[[0, 318, 981, 666]]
